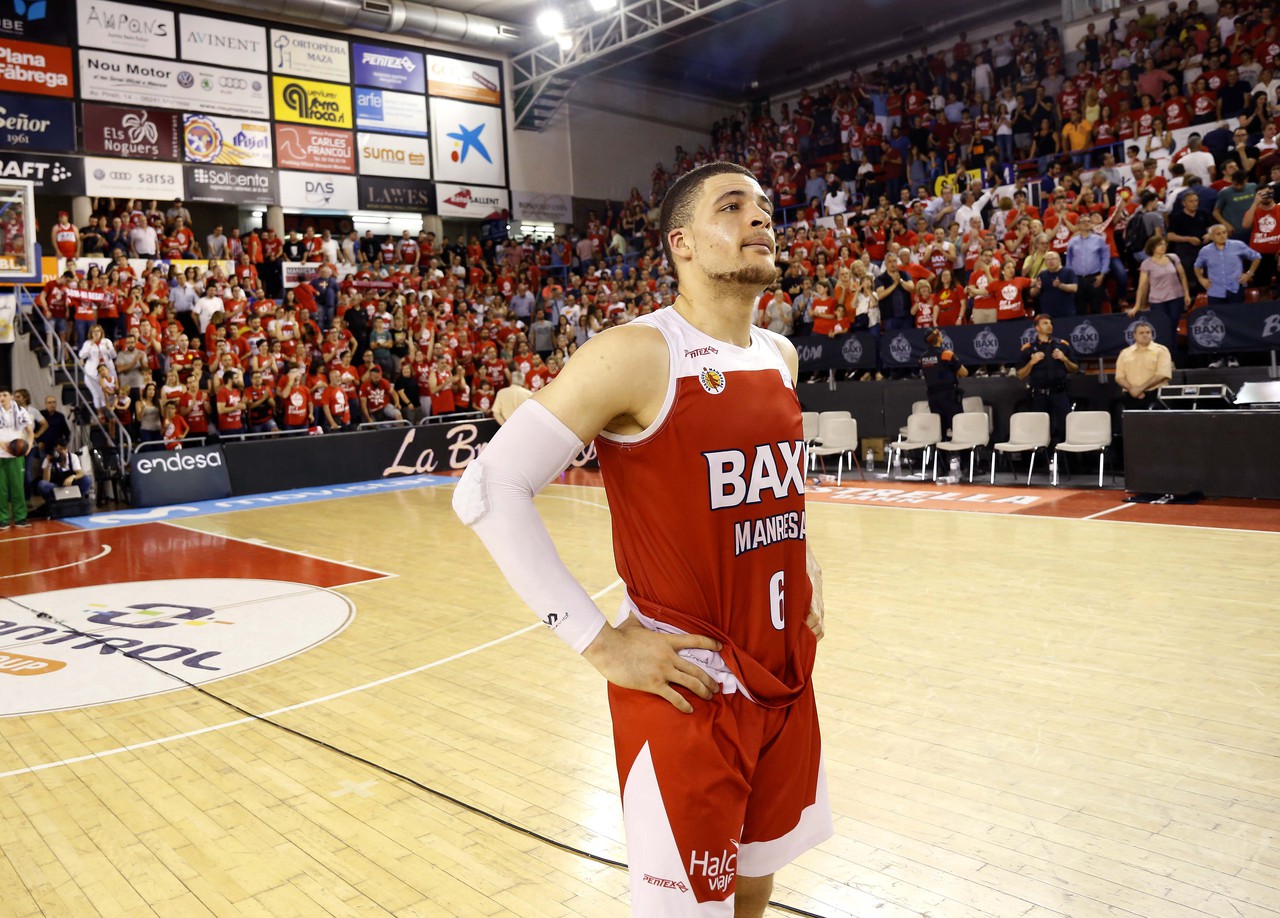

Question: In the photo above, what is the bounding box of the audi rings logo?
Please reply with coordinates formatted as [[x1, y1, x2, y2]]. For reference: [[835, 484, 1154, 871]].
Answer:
[[888, 334, 912, 364], [176, 70, 194, 88], [218, 76, 247, 90], [1189, 310, 1226, 348], [973, 328, 1000, 360], [1070, 320, 1100, 355], [840, 336, 863, 364]]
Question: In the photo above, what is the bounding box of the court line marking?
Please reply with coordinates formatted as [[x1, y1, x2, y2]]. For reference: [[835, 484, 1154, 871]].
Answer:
[[161, 522, 398, 579], [0, 527, 101, 542], [0, 545, 112, 579], [0, 578, 623, 781], [1082, 504, 1134, 520]]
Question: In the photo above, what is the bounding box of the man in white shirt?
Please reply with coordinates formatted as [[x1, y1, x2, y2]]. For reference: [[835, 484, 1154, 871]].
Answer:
[[823, 180, 850, 216], [194, 286, 224, 333], [955, 186, 995, 231], [1179, 133, 1218, 186], [129, 220, 158, 258], [320, 230, 339, 265]]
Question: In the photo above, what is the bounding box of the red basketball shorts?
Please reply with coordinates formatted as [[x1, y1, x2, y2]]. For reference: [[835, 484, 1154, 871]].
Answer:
[[607, 679, 831, 916]]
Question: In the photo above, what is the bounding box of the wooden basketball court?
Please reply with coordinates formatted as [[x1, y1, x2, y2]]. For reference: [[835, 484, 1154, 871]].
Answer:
[[1, 477, 1277, 917]]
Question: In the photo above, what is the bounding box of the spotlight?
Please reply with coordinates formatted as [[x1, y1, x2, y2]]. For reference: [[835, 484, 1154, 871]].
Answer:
[[557, 32, 574, 51], [537, 9, 565, 35], [589, 0, 617, 10]]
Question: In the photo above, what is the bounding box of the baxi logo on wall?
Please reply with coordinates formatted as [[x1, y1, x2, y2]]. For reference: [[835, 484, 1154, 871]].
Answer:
[[353, 42, 424, 93], [0, 580, 354, 716], [273, 75, 352, 129], [77, 0, 174, 57], [430, 97, 505, 186]]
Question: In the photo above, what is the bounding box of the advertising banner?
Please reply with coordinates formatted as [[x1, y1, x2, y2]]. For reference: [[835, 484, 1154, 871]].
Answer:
[[357, 175, 434, 212], [0, 0, 74, 44], [426, 54, 501, 106], [353, 43, 424, 93], [435, 182, 509, 220], [182, 114, 272, 168], [130, 444, 231, 508], [179, 13, 267, 72], [270, 29, 349, 83], [183, 164, 276, 205], [278, 170, 357, 212], [354, 87, 426, 136], [790, 333, 880, 372], [0, 93, 75, 152], [1186, 302, 1280, 353], [77, 0, 174, 57], [512, 190, 571, 223], [430, 97, 504, 186], [272, 75, 351, 129], [0, 182, 34, 280], [273, 123, 354, 173], [0, 38, 72, 97], [82, 104, 181, 161], [357, 132, 430, 178], [0, 151, 83, 193], [80, 50, 269, 119], [84, 156, 183, 199]]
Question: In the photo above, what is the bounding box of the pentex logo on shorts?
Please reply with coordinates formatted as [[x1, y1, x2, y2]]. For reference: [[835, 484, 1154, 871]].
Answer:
[[642, 874, 689, 894], [0, 579, 353, 716]]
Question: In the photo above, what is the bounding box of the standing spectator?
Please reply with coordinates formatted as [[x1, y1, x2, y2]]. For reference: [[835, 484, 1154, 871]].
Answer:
[[215, 371, 246, 438], [78, 325, 117, 410], [1214, 168, 1257, 240], [0, 387, 33, 529], [206, 225, 228, 260], [874, 253, 915, 332], [1016, 314, 1078, 444], [1065, 221, 1111, 314], [1130, 237, 1193, 331], [1194, 224, 1262, 303], [1114, 320, 1174, 411], [529, 310, 555, 359]]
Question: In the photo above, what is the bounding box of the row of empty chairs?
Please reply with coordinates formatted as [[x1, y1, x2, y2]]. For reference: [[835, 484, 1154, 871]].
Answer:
[[803, 407, 1114, 488]]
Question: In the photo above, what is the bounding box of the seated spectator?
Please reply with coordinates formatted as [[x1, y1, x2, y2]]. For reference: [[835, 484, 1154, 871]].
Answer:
[[36, 441, 92, 503]]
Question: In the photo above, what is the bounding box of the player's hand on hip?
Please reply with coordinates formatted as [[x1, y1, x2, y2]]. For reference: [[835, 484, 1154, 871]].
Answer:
[[583, 616, 721, 714]]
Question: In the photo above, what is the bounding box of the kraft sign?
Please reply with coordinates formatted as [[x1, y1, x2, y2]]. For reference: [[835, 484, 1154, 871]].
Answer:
[[0, 579, 354, 716]]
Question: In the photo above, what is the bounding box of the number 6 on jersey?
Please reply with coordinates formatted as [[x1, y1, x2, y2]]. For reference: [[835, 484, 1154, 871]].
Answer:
[[769, 570, 784, 630]]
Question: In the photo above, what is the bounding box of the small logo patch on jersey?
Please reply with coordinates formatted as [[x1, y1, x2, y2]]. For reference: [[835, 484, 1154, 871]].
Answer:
[[699, 367, 726, 395]]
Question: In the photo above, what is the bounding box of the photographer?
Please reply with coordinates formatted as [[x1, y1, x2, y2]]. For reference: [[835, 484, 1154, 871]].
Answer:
[[37, 441, 92, 502], [1242, 184, 1280, 293]]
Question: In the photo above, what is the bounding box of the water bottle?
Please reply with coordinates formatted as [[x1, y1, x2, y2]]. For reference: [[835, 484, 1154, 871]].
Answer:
[[865, 447, 874, 472], [893, 446, 901, 474], [949, 456, 961, 483]]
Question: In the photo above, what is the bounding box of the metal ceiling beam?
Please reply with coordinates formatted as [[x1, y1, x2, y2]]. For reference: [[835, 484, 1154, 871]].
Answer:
[[512, 0, 778, 131]]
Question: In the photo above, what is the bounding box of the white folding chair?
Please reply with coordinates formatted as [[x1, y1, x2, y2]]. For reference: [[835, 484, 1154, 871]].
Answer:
[[801, 411, 820, 446], [1054, 411, 1114, 487], [808, 417, 862, 483], [962, 395, 994, 435], [818, 410, 851, 422], [990, 412, 1051, 485], [933, 412, 990, 482], [887, 412, 941, 478], [897, 400, 931, 438]]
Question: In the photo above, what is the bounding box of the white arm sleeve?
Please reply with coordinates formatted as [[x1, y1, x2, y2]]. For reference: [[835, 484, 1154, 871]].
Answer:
[[452, 399, 608, 653]]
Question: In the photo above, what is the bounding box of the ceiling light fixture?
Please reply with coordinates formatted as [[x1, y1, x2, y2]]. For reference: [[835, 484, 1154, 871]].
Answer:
[[556, 32, 574, 51], [589, 0, 618, 11], [537, 9, 565, 35]]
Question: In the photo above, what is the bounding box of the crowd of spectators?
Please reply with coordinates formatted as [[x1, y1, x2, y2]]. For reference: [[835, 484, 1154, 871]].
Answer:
[[27, 0, 1275, 477]]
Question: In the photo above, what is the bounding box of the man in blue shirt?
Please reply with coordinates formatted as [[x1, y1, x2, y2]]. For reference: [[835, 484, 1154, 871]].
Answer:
[[1194, 224, 1262, 304], [1065, 221, 1111, 314]]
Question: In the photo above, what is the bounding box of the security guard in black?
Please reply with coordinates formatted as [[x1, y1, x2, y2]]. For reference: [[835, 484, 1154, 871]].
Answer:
[[920, 327, 968, 434], [1016, 314, 1078, 443]]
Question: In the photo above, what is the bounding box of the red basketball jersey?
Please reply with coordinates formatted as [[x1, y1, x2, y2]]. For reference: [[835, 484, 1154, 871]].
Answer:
[[595, 308, 815, 708]]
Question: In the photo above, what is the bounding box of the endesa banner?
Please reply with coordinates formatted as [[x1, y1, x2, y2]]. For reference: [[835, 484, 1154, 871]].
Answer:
[[273, 123, 354, 173], [353, 43, 424, 93], [426, 54, 501, 106], [0, 39, 73, 98], [130, 444, 231, 508], [272, 75, 352, 129], [0, 93, 76, 153], [183, 114, 272, 168], [77, 0, 175, 58], [82, 104, 181, 161], [435, 182, 509, 220], [80, 50, 269, 119], [84, 157, 184, 199], [270, 29, 349, 83]]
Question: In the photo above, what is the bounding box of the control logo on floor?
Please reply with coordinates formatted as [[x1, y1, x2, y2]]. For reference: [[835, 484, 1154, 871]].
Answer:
[[0, 579, 354, 716]]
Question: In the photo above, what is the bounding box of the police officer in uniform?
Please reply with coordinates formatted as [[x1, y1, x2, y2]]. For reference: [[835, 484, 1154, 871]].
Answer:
[[1016, 313, 1078, 443], [919, 327, 967, 435]]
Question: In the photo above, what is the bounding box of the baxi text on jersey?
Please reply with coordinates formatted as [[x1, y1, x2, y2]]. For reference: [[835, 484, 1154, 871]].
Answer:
[[703, 440, 806, 509], [734, 510, 805, 556]]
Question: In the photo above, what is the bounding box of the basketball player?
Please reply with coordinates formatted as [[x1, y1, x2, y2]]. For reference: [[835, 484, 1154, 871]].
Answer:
[[455, 162, 830, 916]]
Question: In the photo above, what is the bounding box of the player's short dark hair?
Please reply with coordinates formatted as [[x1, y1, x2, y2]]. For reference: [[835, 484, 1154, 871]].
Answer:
[[1034, 313, 1052, 323], [659, 162, 757, 278]]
